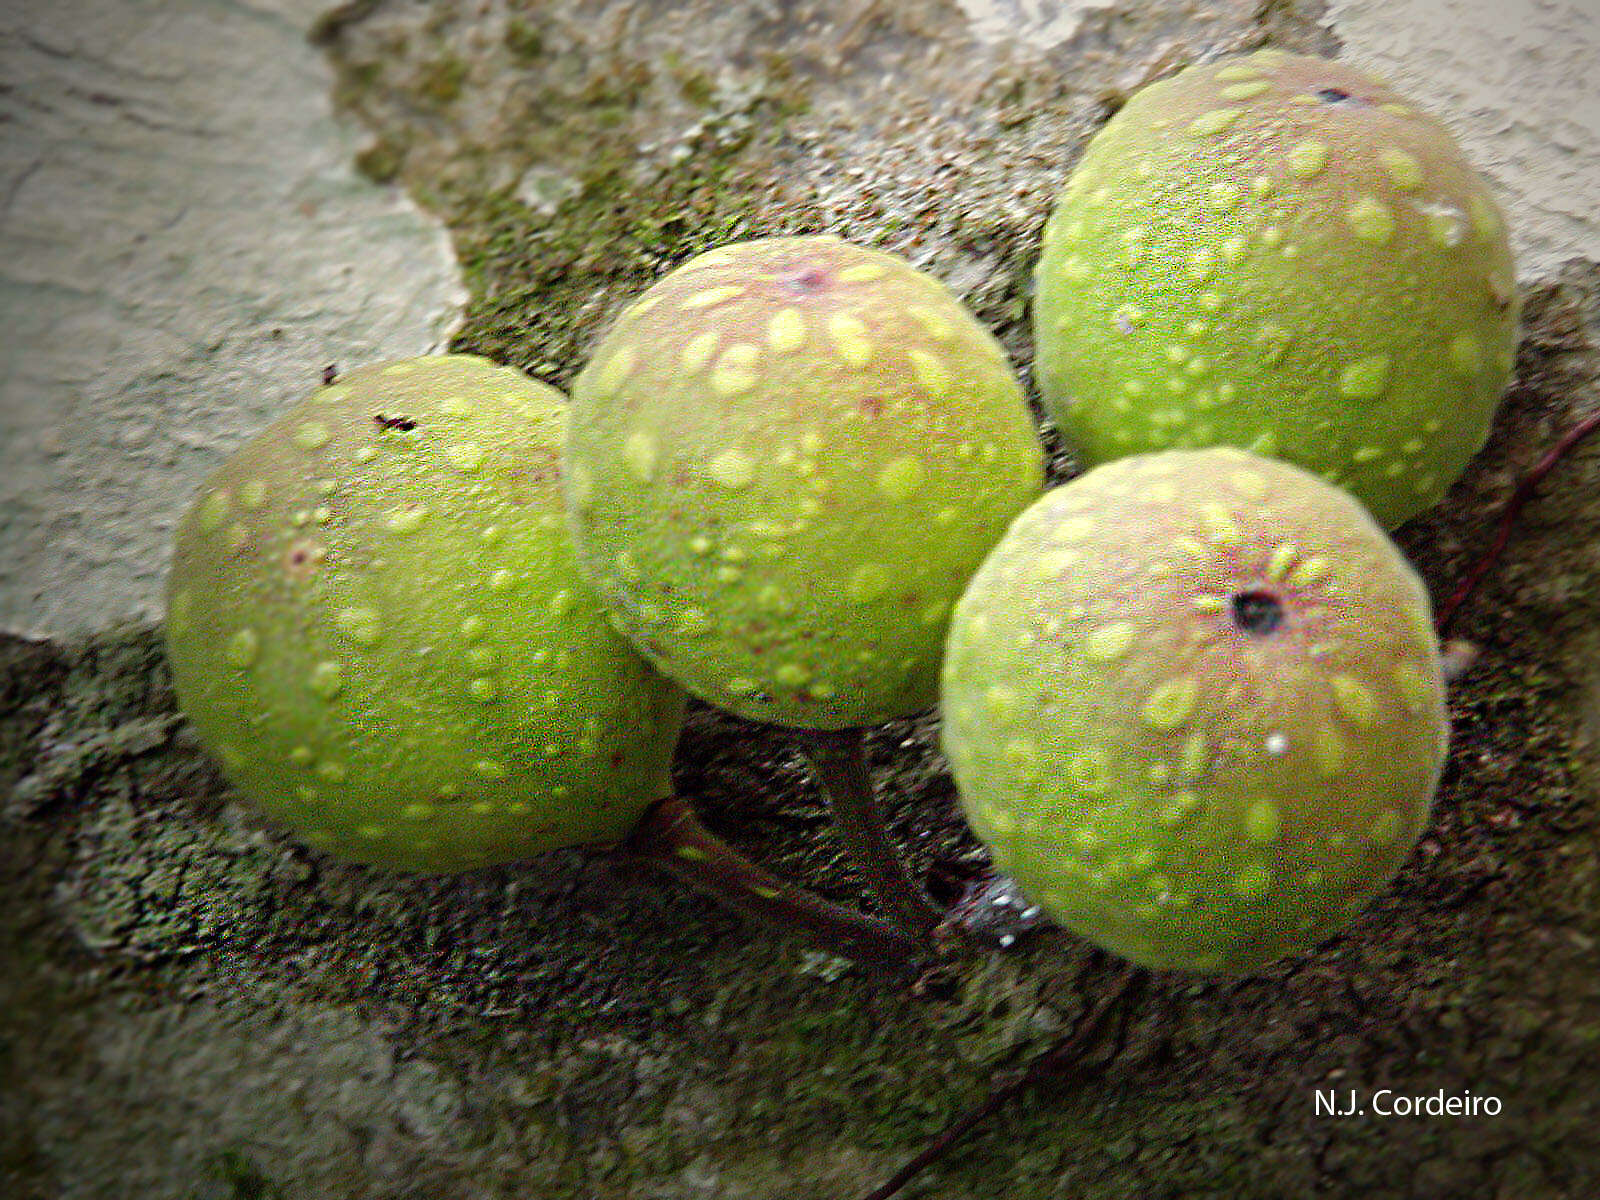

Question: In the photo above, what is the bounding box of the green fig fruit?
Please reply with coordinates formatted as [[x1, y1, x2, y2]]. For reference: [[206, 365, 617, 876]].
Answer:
[[942, 447, 1449, 971], [565, 234, 1045, 729], [1034, 49, 1518, 527], [166, 355, 686, 871]]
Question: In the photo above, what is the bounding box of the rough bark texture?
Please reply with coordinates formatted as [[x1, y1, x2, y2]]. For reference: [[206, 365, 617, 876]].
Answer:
[[5, 2, 1598, 1197]]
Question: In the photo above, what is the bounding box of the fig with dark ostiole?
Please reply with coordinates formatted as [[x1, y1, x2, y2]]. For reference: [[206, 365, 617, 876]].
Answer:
[[942, 447, 1449, 971], [1034, 49, 1518, 527], [564, 234, 1046, 932], [565, 234, 1045, 729]]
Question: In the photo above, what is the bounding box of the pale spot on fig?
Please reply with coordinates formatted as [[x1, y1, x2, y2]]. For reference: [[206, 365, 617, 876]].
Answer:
[[1346, 197, 1396, 245], [1231, 863, 1272, 899], [198, 490, 230, 533], [767, 308, 806, 354], [623, 430, 658, 483], [707, 449, 755, 490], [1142, 675, 1198, 730], [1287, 139, 1328, 178], [681, 331, 719, 372], [876, 455, 925, 501], [1338, 354, 1391, 400], [225, 629, 260, 668], [683, 285, 743, 310], [1085, 621, 1136, 662], [1330, 674, 1379, 728], [308, 661, 343, 700], [1243, 800, 1281, 843], [335, 606, 382, 646], [838, 262, 887, 283], [446, 441, 485, 473]]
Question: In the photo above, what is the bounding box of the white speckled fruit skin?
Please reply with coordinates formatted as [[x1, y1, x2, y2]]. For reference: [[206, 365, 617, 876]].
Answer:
[[941, 448, 1449, 972], [1033, 49, 1519, 528], [565, 235, 1045, 729], [165, 355, 685, 872]]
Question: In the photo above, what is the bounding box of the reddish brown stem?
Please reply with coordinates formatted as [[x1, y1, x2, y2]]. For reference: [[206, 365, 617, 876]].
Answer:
[[859, 961, 1145, 1200], [1437, 407, 1600, 635], [797, 727, 945, 938], [624, 794, 928, 974]]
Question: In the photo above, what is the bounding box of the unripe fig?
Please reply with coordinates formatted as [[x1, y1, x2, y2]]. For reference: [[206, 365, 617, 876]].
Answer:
[[941, 448, 1449, 972], [565, 234, 1045, 729], [1033, 49, 1519, 527], [166, 355, 686, 871]]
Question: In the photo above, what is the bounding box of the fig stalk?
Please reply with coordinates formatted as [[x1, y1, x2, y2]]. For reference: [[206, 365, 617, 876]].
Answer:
[[797, 728, 943, 936], [625, 794, 929, 971]]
